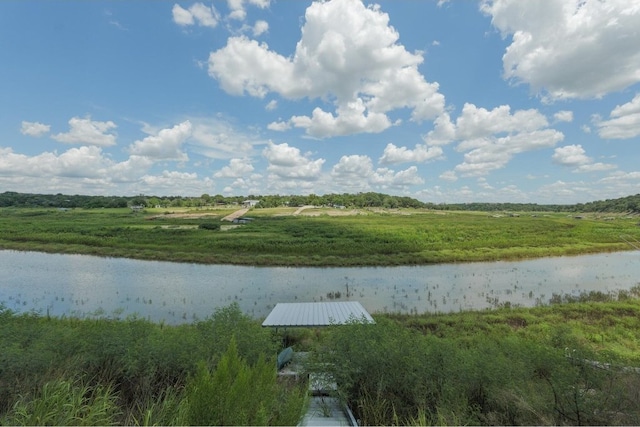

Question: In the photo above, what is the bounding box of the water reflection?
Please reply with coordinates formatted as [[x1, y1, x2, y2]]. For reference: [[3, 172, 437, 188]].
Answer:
[[0, 250, 637, 324]]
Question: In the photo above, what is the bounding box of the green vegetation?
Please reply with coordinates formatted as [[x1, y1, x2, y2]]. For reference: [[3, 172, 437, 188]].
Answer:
[[182, 341, 305, 425], [438, 193, 640, 213], [2, 191, 638, 425], [0, 303, 305, 426], [0, 206, 637, 266], [3, 293, 640, 425], [0, 191, 428, 210], [2, 191, 640, 213], [311, 289, 640, 425]]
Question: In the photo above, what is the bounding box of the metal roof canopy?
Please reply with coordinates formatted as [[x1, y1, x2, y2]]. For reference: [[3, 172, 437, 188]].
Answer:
[[262, 301, 375, 327]]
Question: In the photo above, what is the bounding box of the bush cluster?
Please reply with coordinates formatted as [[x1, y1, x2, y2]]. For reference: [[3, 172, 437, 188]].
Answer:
[[2, 297, 639, 425], [315, 313, 640, 425], [0, 303, 305, 426]]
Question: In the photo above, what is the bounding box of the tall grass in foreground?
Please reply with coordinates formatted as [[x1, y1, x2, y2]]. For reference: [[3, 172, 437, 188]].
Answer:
[[312, 292, 640, 425], [3, 379, 120, 426], [2, 295, 640, 425], [182, 339, 306, 425], [0, 303, 305, 426], [318, 317, 640, 425]]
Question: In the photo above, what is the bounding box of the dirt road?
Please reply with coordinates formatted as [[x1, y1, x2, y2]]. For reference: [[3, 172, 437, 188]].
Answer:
[[221, 208, 250, 222]]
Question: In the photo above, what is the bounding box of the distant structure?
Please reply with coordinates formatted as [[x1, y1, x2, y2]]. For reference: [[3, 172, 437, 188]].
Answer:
[[242, 199, 260, 208], [263, 302, 370, 427]]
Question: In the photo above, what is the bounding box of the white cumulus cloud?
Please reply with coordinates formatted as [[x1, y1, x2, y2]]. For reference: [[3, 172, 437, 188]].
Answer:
[[455, 104, 549, 140], [214, 158, 254, 178], [331, 154, 374, 190], [379, 143, 443, 165], [267, 120, 291, 131], [262, 141, 325, 180], [552, 144, 616, 173], [289, 99, 392, 138], [0, 145, 153, 185], [208, 0, 444, 138], [172, 3, 219, 28], [128, 121, 192, 161], [552, 144, 591, 166], [52, 116, 117, 147], [424, 103, 564, 177], [553, 110, 573, 123], [596, 93, 640, 139], [481, 0, 640, 100], [370, 166, 424, 187], [253, 20, 269, 36], [330, 154, 424, 191], [20, 121, 50, 137], [227, 0, 270, 21]]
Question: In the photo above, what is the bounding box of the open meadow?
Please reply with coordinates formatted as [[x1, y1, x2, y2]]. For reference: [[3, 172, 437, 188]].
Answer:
[[0, 206, 637, 266]]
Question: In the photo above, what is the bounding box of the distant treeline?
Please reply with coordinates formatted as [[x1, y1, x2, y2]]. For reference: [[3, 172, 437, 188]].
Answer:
[[0, 191, 424, 209], [0, 191, 638, 213], [438, 194, 640, 213]]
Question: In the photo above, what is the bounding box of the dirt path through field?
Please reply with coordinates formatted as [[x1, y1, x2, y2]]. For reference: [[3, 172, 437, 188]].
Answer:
[[293, 205, 315, 215], [221, 208, 250, 222]]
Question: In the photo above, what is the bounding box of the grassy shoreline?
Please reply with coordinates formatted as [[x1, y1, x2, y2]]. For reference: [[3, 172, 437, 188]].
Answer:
[[1, 207, 637, 266]]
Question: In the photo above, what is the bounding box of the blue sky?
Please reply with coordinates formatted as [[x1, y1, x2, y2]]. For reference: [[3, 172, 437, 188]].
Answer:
[[1, 0, 639, 204]]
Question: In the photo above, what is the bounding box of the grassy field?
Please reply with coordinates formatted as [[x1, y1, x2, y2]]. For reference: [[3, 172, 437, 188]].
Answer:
[[0, 207, 637, 266], [2, 292, 639, 426]]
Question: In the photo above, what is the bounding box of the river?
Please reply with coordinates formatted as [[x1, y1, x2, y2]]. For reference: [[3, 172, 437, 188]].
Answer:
[[0, 250, 637, 323]]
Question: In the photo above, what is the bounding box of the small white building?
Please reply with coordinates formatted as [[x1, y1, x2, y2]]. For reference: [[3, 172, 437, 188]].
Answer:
[[242, 199, 260, 207]]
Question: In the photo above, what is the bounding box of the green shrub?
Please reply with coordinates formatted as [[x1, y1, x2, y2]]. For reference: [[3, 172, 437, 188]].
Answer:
[[196, 302, 278, 365], [181, 337, 305, 426], [318, 315, 640, 426], [198, 222, 220, 230]]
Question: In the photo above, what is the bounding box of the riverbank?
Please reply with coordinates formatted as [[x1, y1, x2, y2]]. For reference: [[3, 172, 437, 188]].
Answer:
[[0, 207, 637, 267]]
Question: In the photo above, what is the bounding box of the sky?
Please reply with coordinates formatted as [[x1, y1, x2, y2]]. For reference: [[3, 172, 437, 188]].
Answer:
[[1, 0, 639, 204]]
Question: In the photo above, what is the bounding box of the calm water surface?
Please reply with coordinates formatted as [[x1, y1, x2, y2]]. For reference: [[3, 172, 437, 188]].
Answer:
[[1, 250, 637, 323]]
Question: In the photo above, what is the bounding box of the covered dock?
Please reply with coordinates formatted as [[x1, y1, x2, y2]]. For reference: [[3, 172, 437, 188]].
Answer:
[[261, 301, 375, 328], [262, 302, 373, 426]]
